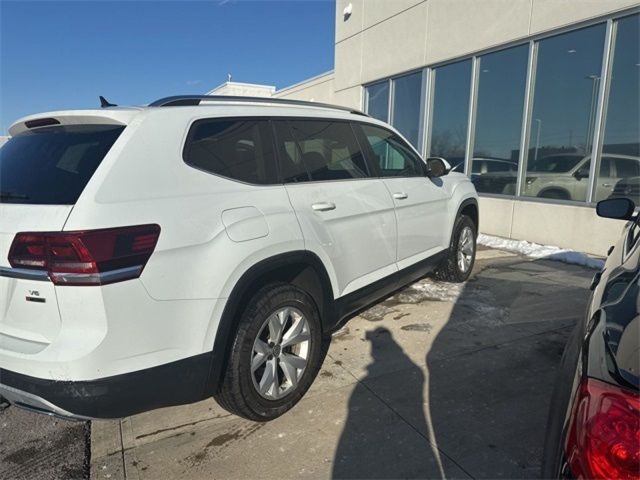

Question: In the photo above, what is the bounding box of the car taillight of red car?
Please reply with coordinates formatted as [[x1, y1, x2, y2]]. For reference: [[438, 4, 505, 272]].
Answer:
[[565, 377, 640, 479]]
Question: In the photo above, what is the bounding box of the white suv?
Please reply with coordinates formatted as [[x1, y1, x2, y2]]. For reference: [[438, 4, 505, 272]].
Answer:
[[0, 96, 478, 421]]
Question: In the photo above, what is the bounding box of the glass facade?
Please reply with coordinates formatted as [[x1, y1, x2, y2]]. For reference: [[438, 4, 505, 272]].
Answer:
[[391, 71, 423, 148], [363, 11, 639, 207], [429, 60, 472, 170], [597, 14, 640, 204], [523, 24, 606, 201], [365, 81, 390, 123], [472, 45, 529, 195]]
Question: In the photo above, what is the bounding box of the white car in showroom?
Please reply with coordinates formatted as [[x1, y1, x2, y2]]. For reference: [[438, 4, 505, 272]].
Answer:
[[0, 96, 478, 421]]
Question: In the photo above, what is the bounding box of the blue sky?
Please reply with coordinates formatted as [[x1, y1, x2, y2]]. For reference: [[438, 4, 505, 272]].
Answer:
[[0, 0, 335, 133]]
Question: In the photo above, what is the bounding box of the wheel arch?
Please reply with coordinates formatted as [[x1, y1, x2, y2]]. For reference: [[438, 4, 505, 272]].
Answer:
[[537, 187, 571, 200], [204, 250, 335, 395], [456, 197, 479, 231]]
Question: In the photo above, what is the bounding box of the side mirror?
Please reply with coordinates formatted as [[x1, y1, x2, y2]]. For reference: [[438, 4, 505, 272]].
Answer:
[[426, 157, 450, 178], [596, 198, 636, 220], [573, 168, 589, 181]]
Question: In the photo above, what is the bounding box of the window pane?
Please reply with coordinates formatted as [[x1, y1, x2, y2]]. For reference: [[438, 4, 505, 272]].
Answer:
[[430, 59, 472, 170], [366, 81, 390, 122], [183, 119, 276, 184], [472, 45, 528, 195], [0, 124, 124, 205], [275, 120, 369, 182], [597, 14, 640, 204], [523, 24, 606, 202], [391, 71, 423, 148], [361, 124, 424, 177]]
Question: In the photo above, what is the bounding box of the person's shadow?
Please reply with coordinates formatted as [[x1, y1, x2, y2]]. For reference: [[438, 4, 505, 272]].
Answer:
[[332, 255, 592, 479], [332, 327, 441, 479]]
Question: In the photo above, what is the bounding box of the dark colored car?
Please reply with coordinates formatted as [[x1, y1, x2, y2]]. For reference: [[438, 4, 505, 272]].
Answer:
[[542, 197, 640, 479]]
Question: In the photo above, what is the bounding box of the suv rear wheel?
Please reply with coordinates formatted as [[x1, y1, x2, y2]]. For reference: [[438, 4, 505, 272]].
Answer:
[[214, 283, 327, 421], [434, 214, 477, 282]]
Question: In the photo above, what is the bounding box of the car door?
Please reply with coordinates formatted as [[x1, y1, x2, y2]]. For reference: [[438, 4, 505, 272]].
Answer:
[[595, 156, 615, 200], [273, 119, 397, 298], [356, 123, 451, 270]]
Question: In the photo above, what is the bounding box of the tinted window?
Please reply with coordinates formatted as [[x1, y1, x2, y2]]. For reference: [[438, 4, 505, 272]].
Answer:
[[529, 154, 584, 173], [597, 14, 640, 204], [361, 124, 424, 177], [0, 124, 124, 205], [430, 59, 472, 168], [523, 24, 606, 201], [615, 158, 640, 178], [183, 119, 276, 184], [274, 120, 369, 182], [392, 71, 423, 148], [472, 45, 528, 194], [366, 81, 390, 122]]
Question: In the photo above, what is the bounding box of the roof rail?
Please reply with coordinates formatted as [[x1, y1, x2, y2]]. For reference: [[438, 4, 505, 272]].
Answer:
[[148, 95, 369, 117]]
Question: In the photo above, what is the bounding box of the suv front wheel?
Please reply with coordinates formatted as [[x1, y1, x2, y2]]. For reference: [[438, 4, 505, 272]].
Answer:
[[214, 283, 328, 421], [434, 214, 477, 282]]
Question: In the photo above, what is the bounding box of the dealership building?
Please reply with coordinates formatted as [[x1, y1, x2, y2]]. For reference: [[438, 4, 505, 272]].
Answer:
[[212, 0, 640, 255]]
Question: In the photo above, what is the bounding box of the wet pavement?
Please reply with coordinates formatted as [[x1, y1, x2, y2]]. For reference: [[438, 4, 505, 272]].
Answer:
[[0, 247, 594, 479], [0, 404, 89, 480]]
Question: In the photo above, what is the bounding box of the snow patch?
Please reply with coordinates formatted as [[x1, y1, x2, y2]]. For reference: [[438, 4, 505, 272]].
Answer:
[[410, 279, 463, 301], [478, 234, 604, 270]]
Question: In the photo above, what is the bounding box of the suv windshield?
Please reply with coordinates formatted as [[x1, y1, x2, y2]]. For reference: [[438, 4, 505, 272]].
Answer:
[[0, 124, 124, 204], [529, 155, 584, 173]]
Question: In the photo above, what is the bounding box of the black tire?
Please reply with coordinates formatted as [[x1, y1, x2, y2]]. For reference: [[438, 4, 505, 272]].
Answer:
[[214, 282, 328, 421], [434, 214, 477, 283]]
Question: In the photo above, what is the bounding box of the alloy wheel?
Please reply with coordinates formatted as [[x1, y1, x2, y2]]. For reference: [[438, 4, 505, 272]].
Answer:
[[251, 307, 311, 400], [457, 226, 475, 273]]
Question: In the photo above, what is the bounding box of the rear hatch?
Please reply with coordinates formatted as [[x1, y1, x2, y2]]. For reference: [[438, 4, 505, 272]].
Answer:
[[0, 121, 125, 354]]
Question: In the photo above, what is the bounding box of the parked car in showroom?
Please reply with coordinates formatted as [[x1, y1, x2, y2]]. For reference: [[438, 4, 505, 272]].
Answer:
[[0, 96, 478, 421], [542, 197, 640, 479], [524, 153, 640, 201], [469, 157, 519, 195], [610, 175, 640, 205]]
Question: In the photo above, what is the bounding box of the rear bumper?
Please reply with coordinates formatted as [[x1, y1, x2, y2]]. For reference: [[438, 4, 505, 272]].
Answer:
[[0, 352, 214, 419]]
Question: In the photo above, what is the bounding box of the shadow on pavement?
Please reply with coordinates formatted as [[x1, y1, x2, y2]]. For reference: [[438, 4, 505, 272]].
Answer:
[[332, 327, 439, 479], [333, 255, 591, 479]]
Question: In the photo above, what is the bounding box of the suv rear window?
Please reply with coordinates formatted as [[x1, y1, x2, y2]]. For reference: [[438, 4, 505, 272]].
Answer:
[[0, 124, 124, 205]]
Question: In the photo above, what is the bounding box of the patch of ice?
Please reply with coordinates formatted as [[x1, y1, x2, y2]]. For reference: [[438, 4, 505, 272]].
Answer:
[[395, 278, 462, 303], [478, 234, 605, 270]]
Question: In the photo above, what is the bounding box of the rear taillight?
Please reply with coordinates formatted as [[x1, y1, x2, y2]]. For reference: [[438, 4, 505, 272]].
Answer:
[[8, 224, 160, 286], [565, 377, 640, 480]]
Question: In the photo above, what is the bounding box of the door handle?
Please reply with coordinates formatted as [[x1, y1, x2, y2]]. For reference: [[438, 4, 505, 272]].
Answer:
[[392, 192, 408, 200], [601, 183, 611, 188], [311, 202, 336, 212]]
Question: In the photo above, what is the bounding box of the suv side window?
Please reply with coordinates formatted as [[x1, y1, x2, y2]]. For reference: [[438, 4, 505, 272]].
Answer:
[[273, 119, 369, 182], [183, 118, 277, 185], [614, 157, 640, 178], [360, 124, 425, 177]]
